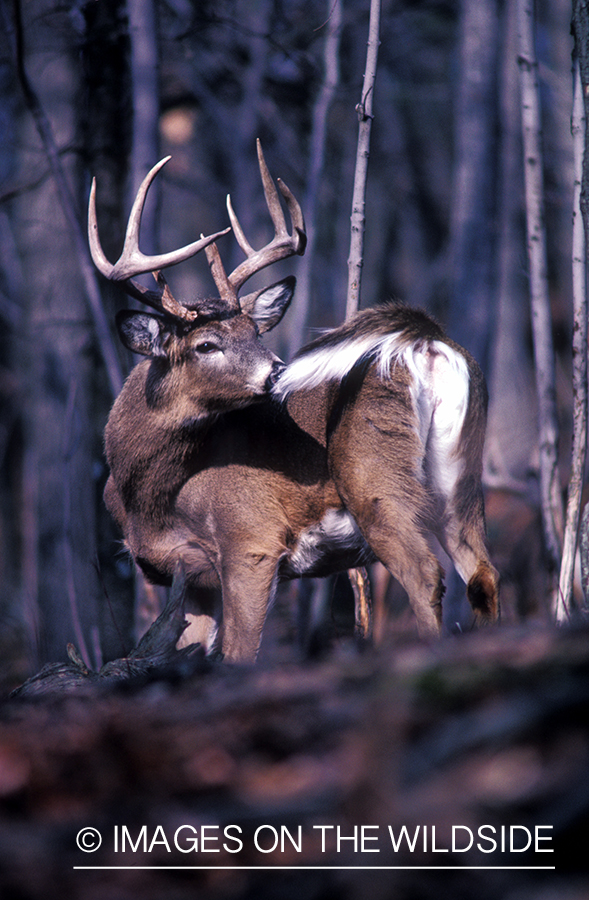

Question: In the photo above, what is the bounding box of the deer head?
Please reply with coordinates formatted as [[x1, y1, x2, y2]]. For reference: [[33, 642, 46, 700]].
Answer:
[[88, 141, 306, 404]]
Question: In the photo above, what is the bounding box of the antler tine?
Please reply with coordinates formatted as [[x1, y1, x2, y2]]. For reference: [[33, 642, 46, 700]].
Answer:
[[225, 139, 306, 294], [204, 241, 240, 311], [88, 157, 231, 320], [275, 177, 306, 244], [117, 156, 171, 277], [88, 176, 117, 280], [254, 139, 289, 239]]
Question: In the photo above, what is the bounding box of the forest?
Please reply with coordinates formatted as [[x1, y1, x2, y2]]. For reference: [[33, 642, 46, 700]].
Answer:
[[0, 0, 582, 677], [0, 0, 588, 897]]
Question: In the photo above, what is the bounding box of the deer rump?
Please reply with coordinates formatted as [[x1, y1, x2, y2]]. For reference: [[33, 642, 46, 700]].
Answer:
[[107, 303, 498, 662]]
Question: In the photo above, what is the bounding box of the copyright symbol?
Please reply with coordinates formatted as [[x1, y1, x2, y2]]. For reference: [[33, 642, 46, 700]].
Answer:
[[76, 827, 102, 852]]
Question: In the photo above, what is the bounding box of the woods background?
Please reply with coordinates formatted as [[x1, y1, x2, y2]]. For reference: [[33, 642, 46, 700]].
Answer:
[[0, 0, 579, 686]]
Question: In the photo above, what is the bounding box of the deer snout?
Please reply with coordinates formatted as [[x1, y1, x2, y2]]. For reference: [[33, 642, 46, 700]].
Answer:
[[265, 359, 287, 391]]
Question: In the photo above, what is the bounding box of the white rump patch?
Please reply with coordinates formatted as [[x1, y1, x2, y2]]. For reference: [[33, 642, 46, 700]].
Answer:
[[273, 332, 471, 503], [408, 341, 470, 499]]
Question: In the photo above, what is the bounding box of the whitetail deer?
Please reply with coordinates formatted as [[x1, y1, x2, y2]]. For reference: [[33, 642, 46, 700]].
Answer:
[[90, 143, 499, 663]]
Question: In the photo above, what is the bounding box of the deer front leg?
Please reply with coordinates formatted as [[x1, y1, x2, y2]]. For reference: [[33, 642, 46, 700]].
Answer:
[[218, 554, 281, 663]]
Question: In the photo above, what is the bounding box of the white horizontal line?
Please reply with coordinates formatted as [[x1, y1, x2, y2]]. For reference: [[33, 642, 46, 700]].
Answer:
[[73, 865, 556, 871]]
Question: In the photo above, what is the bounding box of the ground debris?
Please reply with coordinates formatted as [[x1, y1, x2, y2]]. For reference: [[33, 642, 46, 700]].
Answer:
[[0, 622, 587, 899], [9, 566, 210, 699]]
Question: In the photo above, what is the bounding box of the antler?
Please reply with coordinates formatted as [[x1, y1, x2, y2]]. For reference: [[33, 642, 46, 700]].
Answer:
[[207, 140, 306, 305], [89, 144, 306, 319], [88, 156, 231, 320]]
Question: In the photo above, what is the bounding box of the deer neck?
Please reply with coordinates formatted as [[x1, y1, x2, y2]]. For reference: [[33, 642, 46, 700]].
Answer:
[[105, 361, 213, 525]]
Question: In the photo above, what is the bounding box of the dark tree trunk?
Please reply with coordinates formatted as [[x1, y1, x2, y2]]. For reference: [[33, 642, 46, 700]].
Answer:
[[447, 0, 499, 374]]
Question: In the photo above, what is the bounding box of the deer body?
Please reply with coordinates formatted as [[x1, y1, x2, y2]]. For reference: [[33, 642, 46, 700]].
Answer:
[[91, 146, 498, 664], [279, 304, 498, 639]]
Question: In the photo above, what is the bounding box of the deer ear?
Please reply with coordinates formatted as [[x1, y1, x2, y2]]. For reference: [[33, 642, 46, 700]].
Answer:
[[240, 276, 295, 333], [116, 310, 169, 357]]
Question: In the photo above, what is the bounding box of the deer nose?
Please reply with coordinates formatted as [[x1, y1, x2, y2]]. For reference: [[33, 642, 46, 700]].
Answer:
[[265, 360, 286, 391]]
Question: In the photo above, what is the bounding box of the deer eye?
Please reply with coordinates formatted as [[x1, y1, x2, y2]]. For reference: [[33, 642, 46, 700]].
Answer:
[[195, 341, 221, 354]]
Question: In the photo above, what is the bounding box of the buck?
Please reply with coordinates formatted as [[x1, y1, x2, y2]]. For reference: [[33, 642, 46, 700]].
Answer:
[[90, 143, 499, 663]]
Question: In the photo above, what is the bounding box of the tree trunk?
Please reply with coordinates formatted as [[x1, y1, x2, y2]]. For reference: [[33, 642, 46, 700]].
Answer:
[[517, 0, 563, 594], [287, 0, 341, 355], [446, 0, 499, 373], [14, 56, 100, 664], [558, 59, 587, 619], [485, 0, 537, 492], [568, 0, 589, 615], [127, 0, 160, 253]]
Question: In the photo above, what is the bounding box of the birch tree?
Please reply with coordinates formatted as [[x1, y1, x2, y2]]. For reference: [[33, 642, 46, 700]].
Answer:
[[346, 0, 381, 317], [570, 0, 589, 610], [558, 58, 587, 618], [516, 0, 563, 598]]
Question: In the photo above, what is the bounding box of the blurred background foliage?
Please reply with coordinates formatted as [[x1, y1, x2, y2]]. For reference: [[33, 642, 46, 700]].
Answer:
[[0, 0, 576, 687]]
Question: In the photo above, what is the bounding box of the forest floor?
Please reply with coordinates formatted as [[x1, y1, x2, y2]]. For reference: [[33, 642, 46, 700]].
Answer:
[[0, 596, 587, 900]]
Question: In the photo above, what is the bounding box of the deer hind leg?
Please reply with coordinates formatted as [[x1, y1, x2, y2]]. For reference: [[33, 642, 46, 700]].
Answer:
[[328, 376, 446, 638], [425, 396, 500, 625], [413, 341, 499, 625], [358, 507, 445, 639], [333, 460, 445, 636], [437, 497, 500, 625]]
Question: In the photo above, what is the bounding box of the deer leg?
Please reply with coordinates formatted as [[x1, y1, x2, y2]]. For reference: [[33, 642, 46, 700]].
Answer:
[[218, 555, 281, 663], [437, 506, 500, 625], [330, 483, 444, 636], [330, 444, 444, 637], [348, 503, 444, 639]]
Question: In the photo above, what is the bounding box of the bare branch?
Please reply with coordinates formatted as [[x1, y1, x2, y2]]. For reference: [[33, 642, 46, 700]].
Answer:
[[343, 0, 381, 632], [346, 0, 381, 319]]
